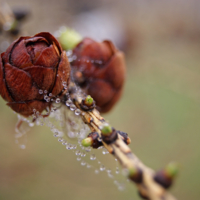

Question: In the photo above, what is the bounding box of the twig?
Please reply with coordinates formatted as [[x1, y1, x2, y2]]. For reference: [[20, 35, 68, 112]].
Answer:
[[70, 85, 177, 200]]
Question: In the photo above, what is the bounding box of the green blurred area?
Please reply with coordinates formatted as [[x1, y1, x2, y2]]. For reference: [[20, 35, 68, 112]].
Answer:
[[1, 0, 200, 200]]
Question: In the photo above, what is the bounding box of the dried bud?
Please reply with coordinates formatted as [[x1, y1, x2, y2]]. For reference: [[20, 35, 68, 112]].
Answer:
[[0, 32, 70, 117], [71, 38, 126, 113]]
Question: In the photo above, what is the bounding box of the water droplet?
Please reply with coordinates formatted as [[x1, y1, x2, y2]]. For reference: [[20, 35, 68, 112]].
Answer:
[[54, 133, 58, 137], [77, 157, 81, 161], [39, 89, 43, 94], [102, 149, 109, 154], [49, 93, 52, 97], [55, 98, 60, 103], [74, 109, 81, 116], [115, 158, 118, 161], [95, 170, 99, 174], [81, 161, 86, 166], [87, 164, 91, 168], [75, 150, 81, 156], [20, 144, 26, 149], [72, 55, 77, 61], [100, 165, 105, 171], [107, 169, 111, 173], [70, 104, 76, 111], [46, 97, 50, 102], [118, 183, 125, 191], [44, 90, 48, 94], [66, 50, 72, 57], [90, 154, 96, 160], [29, 123, 34, 127], [66, 99, 72, 106], [68, 131, 76, 138], [108, 173, 113, 178], [78, 138, 82, 144], [61, 140, 66, 145], [51, 107, 56, 112], [62, 81, 67, 86], [85, 147, 91, 152], [81, 152, 86, 157], [116, 167, 120, 174], [66, 143, 73, 150], [44, 95, 48, 100]]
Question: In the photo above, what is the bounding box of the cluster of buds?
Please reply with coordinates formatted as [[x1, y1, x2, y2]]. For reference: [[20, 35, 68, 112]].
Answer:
[[81, 124, 131, 149], [0, 31, 125, 118]]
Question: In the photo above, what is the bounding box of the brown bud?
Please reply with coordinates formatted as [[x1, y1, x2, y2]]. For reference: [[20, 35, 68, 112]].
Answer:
[[87, 132, 103, 149], [71, 38, 126, 113], [0, 32, 70, 117], [154, 170, 172, 189]]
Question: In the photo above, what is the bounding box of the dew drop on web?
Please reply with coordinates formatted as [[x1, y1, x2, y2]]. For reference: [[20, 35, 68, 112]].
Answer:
[[66, 99, 72, 106], [74, 109, 81, 116], [58, 137, 63, 142], [100, 165, 105, 171], [116, 167, 120, 174], [75, 150, 81, 156], [55, 98, 61, 103], [13, 94, 129, 191], [80, 152, 86, 157], [102, 149, 109, 155], [77, 157, 81, 161], [70, 104, 76, 111], [81, 161, 86, 166], [90, 154, 96, 160]]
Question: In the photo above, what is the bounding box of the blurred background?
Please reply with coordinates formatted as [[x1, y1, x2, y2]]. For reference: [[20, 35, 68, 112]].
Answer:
[[0, 0, 200, 199]]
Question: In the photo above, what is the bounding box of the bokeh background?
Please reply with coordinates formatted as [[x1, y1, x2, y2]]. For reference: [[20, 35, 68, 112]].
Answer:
[[1, 0, 200, 199]]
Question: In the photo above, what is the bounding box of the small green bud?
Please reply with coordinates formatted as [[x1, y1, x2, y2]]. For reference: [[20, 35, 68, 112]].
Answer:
[[165, 162, 179, 178], [127, 166, 142, 183], [101, 124, 112, 136], [84, 95, 94, 106], [81, 137, 93, 147], [58, 27, 82, 50], [128, 166, 137, 177]]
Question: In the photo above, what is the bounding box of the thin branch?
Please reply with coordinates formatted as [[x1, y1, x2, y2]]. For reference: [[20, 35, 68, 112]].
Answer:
[[70, 85, 177, 200]]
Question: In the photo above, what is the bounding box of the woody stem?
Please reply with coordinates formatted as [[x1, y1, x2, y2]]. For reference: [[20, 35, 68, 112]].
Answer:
[[69, 83, 177, 200]]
